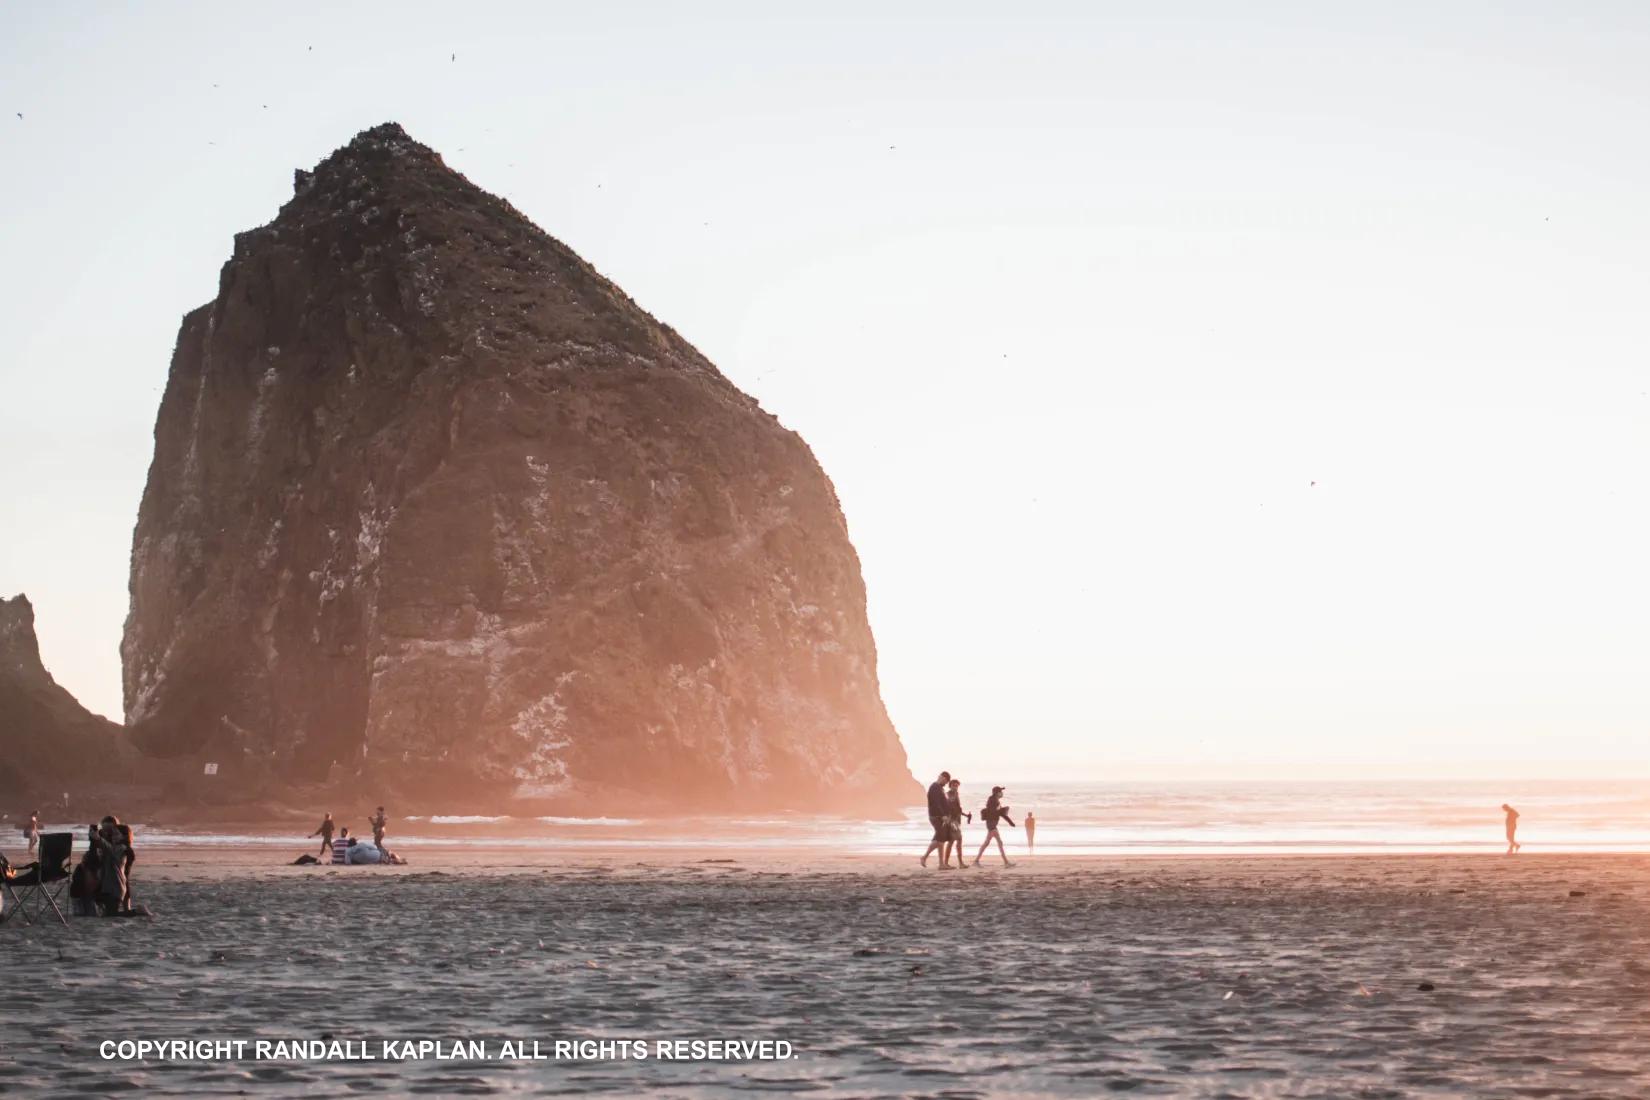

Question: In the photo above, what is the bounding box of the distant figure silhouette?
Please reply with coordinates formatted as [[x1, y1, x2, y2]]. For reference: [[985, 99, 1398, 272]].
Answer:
[[24, 809, 39, 856], [1024, 811, 1036, 855], [974, 786, 1016, 867], [920, 771, 952, 868], [1502, 804, 1521, 854], [369, 806, 388, 849]]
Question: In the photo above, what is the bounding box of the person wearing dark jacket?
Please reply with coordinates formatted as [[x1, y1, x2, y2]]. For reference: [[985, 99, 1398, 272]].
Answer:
[[919, 771, 953, 868], [973, 786, 1016, 867], [69, 824, 102, 916], [310, 813, 336, 858], [89, 820, 129, 914]]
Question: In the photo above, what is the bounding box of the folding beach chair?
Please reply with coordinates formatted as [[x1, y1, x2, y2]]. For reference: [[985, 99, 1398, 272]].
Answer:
[[0, 832, 73, 926]]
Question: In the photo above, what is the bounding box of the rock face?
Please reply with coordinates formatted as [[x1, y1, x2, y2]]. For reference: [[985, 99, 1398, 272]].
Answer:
[[0, 595, 129, 797], [122, 123, 916, 812]]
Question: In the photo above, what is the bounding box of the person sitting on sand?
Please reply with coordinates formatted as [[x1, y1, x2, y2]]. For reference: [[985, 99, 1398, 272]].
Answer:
[[369, 806, 388, 849], [346, 837, 382, 864], [331, 827, 351, 865], [974, 786, 1016, 867], [920, 771, 952, 868], [942, 778, 971, 870], [311, 812, 336, 857], [1503, 804, 1521, 854], [90, 819, 129, 915], [1025, 810, 1036, 855], [70, 824, 102, 916]]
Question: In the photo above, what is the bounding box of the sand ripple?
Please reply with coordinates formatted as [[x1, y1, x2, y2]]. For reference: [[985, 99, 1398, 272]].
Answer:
[[2, 855, 1647, 1096]]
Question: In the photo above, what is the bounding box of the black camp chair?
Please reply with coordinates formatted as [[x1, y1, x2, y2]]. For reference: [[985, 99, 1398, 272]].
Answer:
[[0, 832, 73, 926]]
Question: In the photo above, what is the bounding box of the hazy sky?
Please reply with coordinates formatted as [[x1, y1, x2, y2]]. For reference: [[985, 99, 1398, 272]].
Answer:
[[2, 2, 1646, 781]]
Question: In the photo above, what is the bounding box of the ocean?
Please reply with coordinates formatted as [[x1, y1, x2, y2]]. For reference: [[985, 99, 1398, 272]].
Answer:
[[49, 778, 1650, 855]]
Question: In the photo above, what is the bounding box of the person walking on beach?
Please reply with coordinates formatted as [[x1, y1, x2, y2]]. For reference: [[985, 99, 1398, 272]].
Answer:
[[974, 786, 1016, 867], [311, 813, 335, 857], [1503, 804, 1521, 854], [24, 809, 39, 857], [921, 771, 952, 868], [942, 778, 971, 870], [369, 806, 388, 849], [1024, 810, 1036, 855]]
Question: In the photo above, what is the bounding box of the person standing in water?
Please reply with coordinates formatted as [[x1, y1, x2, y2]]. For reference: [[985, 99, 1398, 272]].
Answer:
[[1024, 810, 1036, 855], [310, 812, 335, 857], [920, 771, 952, 868], [942, 778, 971, 870], [1502, 804, 1521, 854], [369, 806, 388, 850], [974, 786, 1016, 867], [24, 809, 40, 857]]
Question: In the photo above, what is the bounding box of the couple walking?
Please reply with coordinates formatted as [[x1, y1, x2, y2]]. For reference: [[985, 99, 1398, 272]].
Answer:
[[920, 771, 1015, 868]]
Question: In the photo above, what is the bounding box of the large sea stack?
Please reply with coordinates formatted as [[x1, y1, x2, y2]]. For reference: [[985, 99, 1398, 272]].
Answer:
[[122, 123, 916, 813]]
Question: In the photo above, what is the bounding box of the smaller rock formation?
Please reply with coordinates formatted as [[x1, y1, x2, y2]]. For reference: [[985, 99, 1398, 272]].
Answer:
[[0, 594, 131, 798]]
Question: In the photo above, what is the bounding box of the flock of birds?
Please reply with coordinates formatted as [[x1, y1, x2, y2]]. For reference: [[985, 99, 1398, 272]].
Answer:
[[11, 45, 455, 126], [9, 43, 910, 172]]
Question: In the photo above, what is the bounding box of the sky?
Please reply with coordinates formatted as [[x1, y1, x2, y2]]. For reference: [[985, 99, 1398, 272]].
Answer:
[[1, 2, 1646, 782]]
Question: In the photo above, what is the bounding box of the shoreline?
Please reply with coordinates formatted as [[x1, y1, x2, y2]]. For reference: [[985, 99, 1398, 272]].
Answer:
[[94, 843, 1650, 882]]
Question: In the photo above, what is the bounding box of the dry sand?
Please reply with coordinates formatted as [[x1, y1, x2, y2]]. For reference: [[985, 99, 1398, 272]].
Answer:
[[3, 847, 1648, 1097]]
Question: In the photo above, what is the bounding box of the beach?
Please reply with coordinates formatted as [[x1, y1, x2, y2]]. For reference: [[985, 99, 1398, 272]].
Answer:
[[4, 848, 1648, 1097]]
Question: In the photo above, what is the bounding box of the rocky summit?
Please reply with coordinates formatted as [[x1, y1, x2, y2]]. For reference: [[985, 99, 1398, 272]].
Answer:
[[121, 123, 915, 813]]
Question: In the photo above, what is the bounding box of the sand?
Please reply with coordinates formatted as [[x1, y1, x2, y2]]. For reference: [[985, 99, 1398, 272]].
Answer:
[[3, 848, 1648, 1097]]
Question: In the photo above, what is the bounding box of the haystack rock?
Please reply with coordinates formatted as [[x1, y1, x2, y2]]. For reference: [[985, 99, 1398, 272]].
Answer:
[[122, 123, 916, 813], [0, 595, 130, 797]]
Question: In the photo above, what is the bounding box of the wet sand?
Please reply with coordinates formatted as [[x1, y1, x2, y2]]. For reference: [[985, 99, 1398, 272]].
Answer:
[[4, 849, 1648, 1097]]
